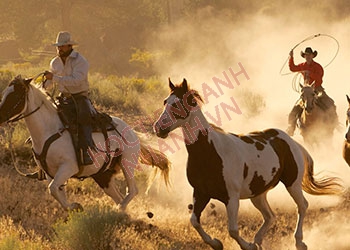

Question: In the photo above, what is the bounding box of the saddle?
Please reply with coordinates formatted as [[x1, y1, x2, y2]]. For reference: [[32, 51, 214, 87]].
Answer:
[[28, 97, 118, 180], [314, 91, 335, 111], [91, 112, 115, 133], [56, 98, 116, 167]]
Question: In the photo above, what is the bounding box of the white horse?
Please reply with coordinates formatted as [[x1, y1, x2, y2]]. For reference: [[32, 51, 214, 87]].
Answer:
[[0, 75, 170, 211], [154, 78, 343, 250]]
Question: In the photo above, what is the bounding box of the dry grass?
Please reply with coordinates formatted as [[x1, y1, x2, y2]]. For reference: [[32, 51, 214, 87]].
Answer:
[[0, 161, 349, 250], [0, 63, 349, 250]]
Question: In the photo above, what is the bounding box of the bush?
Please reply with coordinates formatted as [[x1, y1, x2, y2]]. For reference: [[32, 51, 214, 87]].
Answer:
[[89, 74, 167, 114], [236, 88, 266, 118], [0, 69, 14, 90], [52, 206, 129, 250], [0, 217, 46, 250]]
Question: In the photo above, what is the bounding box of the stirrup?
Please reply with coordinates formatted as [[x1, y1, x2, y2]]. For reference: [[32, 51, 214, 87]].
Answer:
[[81, 149, 93, 165]]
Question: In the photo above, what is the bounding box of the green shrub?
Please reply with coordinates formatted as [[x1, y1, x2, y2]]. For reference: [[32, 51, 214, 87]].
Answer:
[[53, 206, 130, 250]]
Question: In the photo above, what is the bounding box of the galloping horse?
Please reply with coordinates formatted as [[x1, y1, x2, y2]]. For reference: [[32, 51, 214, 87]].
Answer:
[[342, 95, 350, 167], [0, 75, 170, 211], [154, 79, 343, 250], [298, 84, 338, 145]]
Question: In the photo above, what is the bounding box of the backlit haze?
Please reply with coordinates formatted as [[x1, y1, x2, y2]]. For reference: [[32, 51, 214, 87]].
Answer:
[[144, 2, 350, 249]]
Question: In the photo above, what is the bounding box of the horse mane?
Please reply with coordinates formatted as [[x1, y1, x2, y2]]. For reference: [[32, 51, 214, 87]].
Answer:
[[28, 82, 57, 113], [173, 80, 226, 133], [209, 123, 226, 134], [173, 81, 204, 107]]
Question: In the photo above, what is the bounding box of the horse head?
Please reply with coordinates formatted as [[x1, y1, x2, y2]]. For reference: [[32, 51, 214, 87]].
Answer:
[[300, 83, 317, 114], [153, 78, 203, 138], [345, 95, 350, 142], [0, 75, 32, 124]]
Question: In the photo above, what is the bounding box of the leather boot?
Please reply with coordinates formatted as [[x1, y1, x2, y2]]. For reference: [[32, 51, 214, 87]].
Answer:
[[79, 125, 94, 165], [81, 148, 93, 165]]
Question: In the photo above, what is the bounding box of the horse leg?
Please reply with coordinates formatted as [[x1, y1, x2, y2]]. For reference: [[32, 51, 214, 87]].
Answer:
[[92, 169, 124, 208], [286, 185, 309, 250], [119, 152, 139, 211], [48, 165, 81, 211], [190, 190, 223, 250], [250, 192, 275, 246], [227, 195, 258, 250]]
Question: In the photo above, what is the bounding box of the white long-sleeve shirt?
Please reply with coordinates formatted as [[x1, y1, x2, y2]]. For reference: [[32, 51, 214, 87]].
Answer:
[[48, 50, 90, 95]]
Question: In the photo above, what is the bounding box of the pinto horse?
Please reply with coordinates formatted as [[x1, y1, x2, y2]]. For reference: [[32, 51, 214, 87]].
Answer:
[[298, 84, 338, 145], [342, 95, 350, 167], [0, 75, 170, 211], [154, 79, 343, 250]]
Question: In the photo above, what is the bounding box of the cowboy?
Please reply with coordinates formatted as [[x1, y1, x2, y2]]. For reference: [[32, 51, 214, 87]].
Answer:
[[44, 31, 95, 165], [286, 47, 335, 136]]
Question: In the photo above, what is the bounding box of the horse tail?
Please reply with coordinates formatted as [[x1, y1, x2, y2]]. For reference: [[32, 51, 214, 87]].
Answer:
[[301, 147, 344, 195], [138, 136, 171, 192]]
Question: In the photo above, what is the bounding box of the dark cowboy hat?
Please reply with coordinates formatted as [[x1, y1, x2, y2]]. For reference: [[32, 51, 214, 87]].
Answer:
[[300, 47, 317, 58]]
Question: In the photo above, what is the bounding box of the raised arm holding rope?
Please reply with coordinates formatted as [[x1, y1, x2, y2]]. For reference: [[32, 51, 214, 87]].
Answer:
[[286, 47, 336, 136]]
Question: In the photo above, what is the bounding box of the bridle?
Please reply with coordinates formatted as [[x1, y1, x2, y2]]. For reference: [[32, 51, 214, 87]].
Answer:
[[300, 87, 316, 113], [6, 85, 43, 124]]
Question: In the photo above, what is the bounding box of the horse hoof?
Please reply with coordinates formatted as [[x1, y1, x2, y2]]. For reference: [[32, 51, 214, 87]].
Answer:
[[211, 238, 223, 250], [296, 242, 307, 250], [70, 202, 84, 212], [248, 242, 260, 250]]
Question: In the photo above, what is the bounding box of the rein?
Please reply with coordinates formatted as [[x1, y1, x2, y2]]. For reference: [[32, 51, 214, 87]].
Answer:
[[7, 101, 43, 123], [6, 88, 44, 177]]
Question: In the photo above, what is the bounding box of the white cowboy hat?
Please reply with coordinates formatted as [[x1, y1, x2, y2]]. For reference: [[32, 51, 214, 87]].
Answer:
[[52, 31, 78, 46]]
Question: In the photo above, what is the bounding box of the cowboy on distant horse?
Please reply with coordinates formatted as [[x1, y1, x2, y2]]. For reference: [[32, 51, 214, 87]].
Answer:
[[286, 47, 335, 136], [44, 31, 95, 165]]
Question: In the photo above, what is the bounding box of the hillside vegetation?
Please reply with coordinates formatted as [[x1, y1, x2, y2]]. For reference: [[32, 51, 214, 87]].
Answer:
[[1, 1, 350, 249], [0, 62, 349, 249]]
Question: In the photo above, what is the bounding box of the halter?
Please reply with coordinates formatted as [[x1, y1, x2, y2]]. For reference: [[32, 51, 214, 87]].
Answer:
[[300, 86, 317, 111], [7, 101, 43, 123], [6, 86, 44, 124]]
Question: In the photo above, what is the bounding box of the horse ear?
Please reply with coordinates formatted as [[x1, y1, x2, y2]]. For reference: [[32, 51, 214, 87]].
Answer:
[[346, 94, 350, 104], [24, 78, 32, 85], [182, 78, 188, 91], [168, 78, 175, 91]]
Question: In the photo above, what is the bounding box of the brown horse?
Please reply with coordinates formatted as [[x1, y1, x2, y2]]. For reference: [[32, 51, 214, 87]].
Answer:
[[298, 84, 338, 146], [342, 95, 350, 167], [154, 78, 343, 250]]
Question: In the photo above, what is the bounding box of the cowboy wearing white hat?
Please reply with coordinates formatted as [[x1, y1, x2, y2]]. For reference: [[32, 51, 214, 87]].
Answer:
[[52, 31, 78, 46], [44, 31, 95, 165]]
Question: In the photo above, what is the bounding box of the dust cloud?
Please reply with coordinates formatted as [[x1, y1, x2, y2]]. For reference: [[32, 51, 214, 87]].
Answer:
[[144, 2, 350, 249]]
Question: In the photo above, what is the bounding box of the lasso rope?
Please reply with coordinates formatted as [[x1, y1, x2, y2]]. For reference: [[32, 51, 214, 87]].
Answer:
[[280, 34, 340, 93], [6, 124, 30, 177], [291, 73, 303, 93]]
